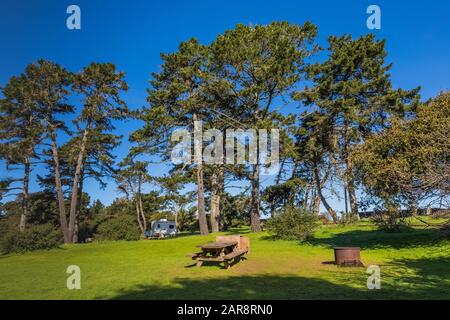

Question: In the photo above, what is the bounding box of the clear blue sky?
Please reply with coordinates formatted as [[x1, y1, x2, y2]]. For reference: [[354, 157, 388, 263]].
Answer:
[[1, 0, 449, 210]]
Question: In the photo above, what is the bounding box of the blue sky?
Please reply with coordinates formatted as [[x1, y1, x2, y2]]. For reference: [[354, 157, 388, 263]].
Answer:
[[1, 0, 449, 210]]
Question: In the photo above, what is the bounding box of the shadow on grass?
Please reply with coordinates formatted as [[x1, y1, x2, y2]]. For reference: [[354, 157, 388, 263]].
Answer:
[[308, 228, 445, 250], [175, 231, 201, 238], [222, 227, 252, 235], [259, 234, 315, 242], [104, 274, 370, 300], [184, 257, 248, 269], [104, 264, 450, 300], [389, 256, 450, 282], [380, 255, 450, 299], [0, 245, 68, 257]]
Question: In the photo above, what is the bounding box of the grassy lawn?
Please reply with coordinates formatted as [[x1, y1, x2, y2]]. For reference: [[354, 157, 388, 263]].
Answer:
[[0, 221, 449, 299]]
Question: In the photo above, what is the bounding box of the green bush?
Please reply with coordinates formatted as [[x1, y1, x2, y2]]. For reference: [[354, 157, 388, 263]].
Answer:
[[371, 205, 409, 231], [338, 212, 360, 226], [265, 206, 318, 241], [77, 223, 96, 243], [230, 217, 249, 229], [1, 224, 63, 254], [97, 215, 141, 241]]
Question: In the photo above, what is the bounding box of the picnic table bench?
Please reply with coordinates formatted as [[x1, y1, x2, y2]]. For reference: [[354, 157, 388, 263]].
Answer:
[[187, 235, 249, 269]]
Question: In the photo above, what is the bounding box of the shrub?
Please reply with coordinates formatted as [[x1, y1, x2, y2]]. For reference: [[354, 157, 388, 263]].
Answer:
[[230, 217, 249, 229], [371, 205, 409, 231], [77, 223, 96, 243], [338, 212, 359, 226], [1, 224, 63, 254], [0, 215, 20, 241], [318, 215, 331, 225], [265, 206, 318, 241], [97, 214, 141, 241]]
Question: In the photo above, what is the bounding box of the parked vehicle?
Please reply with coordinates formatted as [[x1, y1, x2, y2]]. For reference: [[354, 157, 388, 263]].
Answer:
[[144, 219, 177, 238]]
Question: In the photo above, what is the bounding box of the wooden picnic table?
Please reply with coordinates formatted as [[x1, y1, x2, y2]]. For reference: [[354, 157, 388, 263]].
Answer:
[[196, 241, 238, 258], [187, 236, 249, 269]]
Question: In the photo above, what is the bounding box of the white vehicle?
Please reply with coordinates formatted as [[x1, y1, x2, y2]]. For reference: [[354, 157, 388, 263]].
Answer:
[[145, 219, 177, 238]]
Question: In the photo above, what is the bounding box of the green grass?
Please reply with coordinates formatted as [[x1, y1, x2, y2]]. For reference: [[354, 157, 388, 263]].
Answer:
[[0, 221, 449, 299]]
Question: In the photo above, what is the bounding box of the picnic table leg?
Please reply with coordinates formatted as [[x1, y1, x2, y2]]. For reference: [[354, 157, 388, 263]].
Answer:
[[224, 260, 229, 269], [196, 260, 203, 267]]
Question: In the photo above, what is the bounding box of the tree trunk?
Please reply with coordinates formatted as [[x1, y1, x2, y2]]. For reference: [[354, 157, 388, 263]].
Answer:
[[303, 187, 310, 211], [73, 217, 79, 243], [347, 179, 359, 220], [313, 193, 320, 216], [269, 159, 286, 218], [73, 170, 84, 243], [193, 113, 208, 235], [287, 162, 298, 207], [344, 183, 348, 214], [343, 122, 359, 220], [136, 201, 144, 234], [68, 127, 90, 241], [50, 130, 70, 243], [136, 176, 146, 235], [174, 206, 179, 230], [218, 164, 225, 230], [19, 155, 31, 232], [313, 160, 338, 223], [210, 170, 220, 233], [139, 194, 147, 232], [250, 163, 262, 232]]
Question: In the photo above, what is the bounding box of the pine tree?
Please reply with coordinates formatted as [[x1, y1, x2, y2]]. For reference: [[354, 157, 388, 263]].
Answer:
[[296, 34, 419, 219], [210, 21, 317, 231], [115, 158, 150, 236], [131, 39, 211, 235], [30, 60, 74, 242], [0, 72, 43, 231], [67, 63, 128, 242]]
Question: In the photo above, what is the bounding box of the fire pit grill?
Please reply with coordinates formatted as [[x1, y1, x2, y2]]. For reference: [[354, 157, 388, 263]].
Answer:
[[333, 247, 364, 267]]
